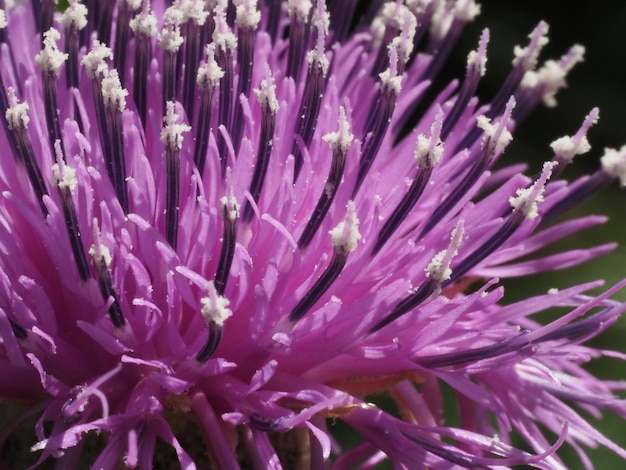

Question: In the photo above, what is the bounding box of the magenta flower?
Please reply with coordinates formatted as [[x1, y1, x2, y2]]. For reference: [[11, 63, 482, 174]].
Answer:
[[1, 0, 626, 468]]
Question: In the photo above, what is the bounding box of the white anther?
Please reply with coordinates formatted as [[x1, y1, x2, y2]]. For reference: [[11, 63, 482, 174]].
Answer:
[[130, 8, 157, 37], [60, 0, 88, 31], [329, 200, 361, 255], [101, 69, 128, 112], [6, 87, 29, 130], [160, 101, 191, 151], [234, 0, 260, 29], [201, 282, 232, 327], [425, 219, 464, 284], [254, 67, 279, 114], [35, 28, 68, 76], [212, 5, 237, 52], [323, 106, 353, 155], [196, 43, 224, 91], [90, 220, 113, 266], [509, 161, 557, 220], [600, 145, 626, 187], [287, 0, 312, 22], [415, 107, 444, 169], [82, 40, 113, 80]]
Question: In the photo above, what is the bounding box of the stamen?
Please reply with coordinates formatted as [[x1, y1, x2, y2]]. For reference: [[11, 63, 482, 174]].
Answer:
[[520, 45, 585, 108], [52, 141, 91, 281], [418, 96, 515, 238], [213, 5, 237, 176], [286, 0, 312, 81], [291, 0, 329, 182], [6, 88, 49, 216], [600, 145, 626, 188], [90, 219, 125, 328], [158, 7, 184, 114], [242, 67, 278, 223], [371, 3, 416, 78], [373, 107, 444, 255], [180, 0, 210, 120], [486, 20, 548, 119], [422, 0, 480, 81], [35, 28, 68, 161], [370, 219, 463, 332], [352, 43, 402, 197], [230, 0, 260, 157], [113, 0, 141, 87], [441, 28, 489, 140], [196, 282, 232, 362], [447, 161, 556, 285], [549, 107, 597, 174], [194, 44, 223, 177], [129, 2, 157, 127], [60, 0, 88, 131], [298, 106, 352, 249], [160, 101, 191, 250], [406, 0, 437, 55], [82, 40, 114, 195], [214, 185, 238, 295], [101, 68, 130, 213], [289, 201, 361, 322], [509, 161, 557, 220]]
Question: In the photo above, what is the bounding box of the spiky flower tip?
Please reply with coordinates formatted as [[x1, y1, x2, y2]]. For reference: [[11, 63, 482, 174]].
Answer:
[[1, 1, 626, 468]]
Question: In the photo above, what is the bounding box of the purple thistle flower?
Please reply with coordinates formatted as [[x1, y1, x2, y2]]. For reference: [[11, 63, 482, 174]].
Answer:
[[0, 0, 625, 468]]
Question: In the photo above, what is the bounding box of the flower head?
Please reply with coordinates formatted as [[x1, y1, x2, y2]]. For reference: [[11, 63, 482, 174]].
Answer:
[[0, 1, 625, 469]]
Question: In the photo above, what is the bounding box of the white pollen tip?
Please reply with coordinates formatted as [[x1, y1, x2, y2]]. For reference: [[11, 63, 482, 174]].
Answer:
[[201, 282, 232, 327], [509, 161, 557, 220], [454, 0, 480, 22], [550, 136, 590, 162], [467, 28, 489, 76], [287, 0, 312, 22], [234, 0, 261, 29], [35, 28, 68, 76], [600, 145, 626, 187], [323, 106, 353, 154], [220, 195, 239, 221], [379, 41, 403, 94], [425, 219, 464, 284], [158, 23, 184, 53], [254, 67, 279, 114], [129, 9, 158, 38], [512, 21, 549, 70], [51, 140, 77, 192], [60, 0, 88, 31], [160, 101, 191, 151], [179, 0, 210, 25], [90, 220, 112, 266], [82, 40, 113, 80], [0, 10, 6, 29], [212, 6, 237, 52], [6, 87, 29, 130], [329, 200, 361, 255], [101, 69, 128, 112], [197, 43, 224, 90], [415, 106, 444, 168], [477, 97, 515, 156]]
